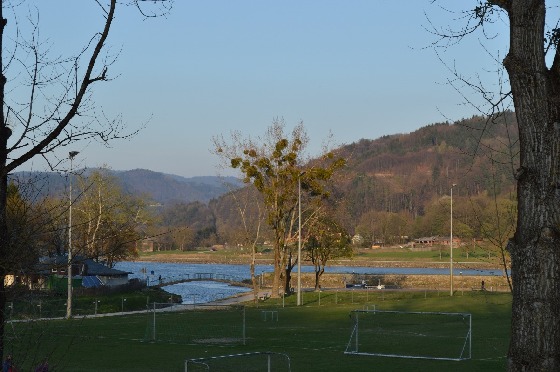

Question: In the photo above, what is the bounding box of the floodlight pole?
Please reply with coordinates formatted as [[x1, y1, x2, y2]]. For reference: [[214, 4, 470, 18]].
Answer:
[[450, 183, 456, 297], [297, 173, 302, 306], [66, 151, 79, 319]]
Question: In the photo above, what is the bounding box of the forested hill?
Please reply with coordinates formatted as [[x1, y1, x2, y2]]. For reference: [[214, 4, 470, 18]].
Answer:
[[330, 111, 519, 225], [206, 112, 519, 247], [10, 169, 241, 205]]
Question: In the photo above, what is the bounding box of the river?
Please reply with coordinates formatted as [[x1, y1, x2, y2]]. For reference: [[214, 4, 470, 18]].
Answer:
[[114, 261, 505, 304]]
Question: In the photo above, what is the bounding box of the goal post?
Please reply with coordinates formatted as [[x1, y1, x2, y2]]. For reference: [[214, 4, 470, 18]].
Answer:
[[185, 352, 291, 372], [145, 303, 246, 345], [345, 309, 472, 361]]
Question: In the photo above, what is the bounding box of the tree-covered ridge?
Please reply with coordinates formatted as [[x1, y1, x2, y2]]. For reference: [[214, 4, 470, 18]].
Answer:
[[207, 112, 518, 249], [333, 112, 518, 218]]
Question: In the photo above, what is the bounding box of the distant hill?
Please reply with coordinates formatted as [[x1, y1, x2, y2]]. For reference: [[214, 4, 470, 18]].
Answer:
[[10, 169, 242, 205], [115, 169, 241, 204]]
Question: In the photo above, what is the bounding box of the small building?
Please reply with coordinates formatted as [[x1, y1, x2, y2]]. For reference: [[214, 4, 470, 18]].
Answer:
[[439, 237, 462, 246], [5, 256, 131, 291], [76, 258, 131, 287], [413, 236, 461, 247], [414, 236, 440, 245]]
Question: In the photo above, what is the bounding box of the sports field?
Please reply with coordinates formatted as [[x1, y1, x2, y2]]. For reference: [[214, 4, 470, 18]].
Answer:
[[4, 289, 510, 371]]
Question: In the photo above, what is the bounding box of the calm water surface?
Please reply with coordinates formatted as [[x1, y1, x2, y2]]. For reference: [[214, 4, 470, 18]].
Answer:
[[114, 261, 504, 304]]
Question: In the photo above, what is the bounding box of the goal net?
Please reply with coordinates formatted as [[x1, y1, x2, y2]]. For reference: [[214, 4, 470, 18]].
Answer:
[[185, 352, 291, 372], [345, 309, 471, 361], [144, 303, 246, 345]]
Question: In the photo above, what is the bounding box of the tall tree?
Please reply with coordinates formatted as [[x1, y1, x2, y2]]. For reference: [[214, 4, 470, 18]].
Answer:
[[0, 0, 170, 359], [433, 2, 560, 369], [213, 119, 345, 298]]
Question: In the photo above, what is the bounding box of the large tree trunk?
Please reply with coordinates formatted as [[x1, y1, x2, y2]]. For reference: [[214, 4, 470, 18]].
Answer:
[[505, 1, 560, 370], [250, 245, 257, 303], [284, 266, 292, 294], [314, 264, 324, 291], [284, 250, 295, 295], [271, 235, 282, 298]]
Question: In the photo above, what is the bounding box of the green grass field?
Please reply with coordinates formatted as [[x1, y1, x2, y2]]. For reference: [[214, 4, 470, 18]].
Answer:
[[4, 290, 511, 372], [353, 245, 502, 262], [139, 243, 506, 267]]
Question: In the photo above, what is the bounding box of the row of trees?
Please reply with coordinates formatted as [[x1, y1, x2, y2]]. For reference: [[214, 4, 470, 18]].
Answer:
[[351, 191, 517, 246], [158, 187, 515, 254]]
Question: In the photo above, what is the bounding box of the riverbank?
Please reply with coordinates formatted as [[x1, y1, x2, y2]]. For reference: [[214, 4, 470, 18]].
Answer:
[[263, 272, 511, 292], [137, 251, 503, 270]]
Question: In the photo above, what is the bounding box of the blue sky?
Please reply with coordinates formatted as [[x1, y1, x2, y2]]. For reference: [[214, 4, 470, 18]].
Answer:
[[13, 1, 509, 178]]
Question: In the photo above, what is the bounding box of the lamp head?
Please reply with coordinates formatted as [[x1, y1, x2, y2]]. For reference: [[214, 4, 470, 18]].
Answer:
[[69, 151, 79, 159]]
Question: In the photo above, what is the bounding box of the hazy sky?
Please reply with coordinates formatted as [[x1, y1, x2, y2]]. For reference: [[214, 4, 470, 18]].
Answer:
[[13, 1, 509, 178]]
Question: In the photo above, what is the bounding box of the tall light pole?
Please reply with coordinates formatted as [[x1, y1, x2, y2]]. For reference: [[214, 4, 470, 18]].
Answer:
[[297, 172, 302, 306], [450, 183, 457, 297], [66, 151, 79, 319]]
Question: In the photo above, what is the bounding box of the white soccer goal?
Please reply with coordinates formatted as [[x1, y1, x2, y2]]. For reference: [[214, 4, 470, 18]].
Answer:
[[345, 309, 471, 361], [144, 303, 246, 345], [185, 352, 291, 372]]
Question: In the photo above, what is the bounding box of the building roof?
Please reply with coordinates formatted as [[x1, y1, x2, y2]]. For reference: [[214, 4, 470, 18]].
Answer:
[[38, 256, 130, 277]]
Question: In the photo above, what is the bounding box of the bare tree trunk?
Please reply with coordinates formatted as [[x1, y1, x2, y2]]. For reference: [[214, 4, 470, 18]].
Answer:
[[284, 249, 296, 295], [250, 247, 257, 303], [505, 1, 560, 369], [284, 251, 294, 295], [272, 236, 282, 298], [313, 259, 326, 291]]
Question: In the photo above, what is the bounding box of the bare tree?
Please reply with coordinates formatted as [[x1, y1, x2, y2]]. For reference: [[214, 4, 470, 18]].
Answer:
[[73, 168, 152, 267], [430, 2, 560, 369], [224, 185, 265, 302], [0, 0, 171, 359]]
